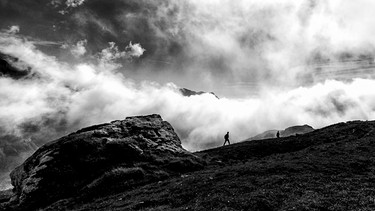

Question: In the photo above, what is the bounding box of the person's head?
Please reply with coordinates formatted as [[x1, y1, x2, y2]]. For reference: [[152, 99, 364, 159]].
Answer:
[[227, 131, 229, 134]]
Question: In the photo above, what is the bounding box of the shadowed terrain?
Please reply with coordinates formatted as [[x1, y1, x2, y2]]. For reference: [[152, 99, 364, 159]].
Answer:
[[2, 118, 375, 210]]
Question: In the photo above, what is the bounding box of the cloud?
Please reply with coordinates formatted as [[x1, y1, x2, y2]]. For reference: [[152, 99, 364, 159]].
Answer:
[[66, 0, 85, 8], [98, 42, 124, 62], [57, 0, 85, 14], [70, 39, 87, 58], [6, 0, 375, 97], [136, 0, 375, 95], [6, 26, 20, 34], [126, 42, 146, 58], [2, 1, 375, 97], [1, 32, 375, 151], [50, 0, 63, 7], [97, 41, 145, 69], [1, 0, 375, 159]]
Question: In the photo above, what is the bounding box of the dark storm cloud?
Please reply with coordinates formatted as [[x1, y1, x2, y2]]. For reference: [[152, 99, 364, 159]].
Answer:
[[59, 0, 188, 65], [0, 0, 227, 80], [2, 0, 375, 89], [0, 1, 305, 91], [0, 0, 65, 40]]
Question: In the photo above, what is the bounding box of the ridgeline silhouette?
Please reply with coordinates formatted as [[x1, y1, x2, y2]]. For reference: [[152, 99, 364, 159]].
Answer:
[[1, 117, 375, 210]]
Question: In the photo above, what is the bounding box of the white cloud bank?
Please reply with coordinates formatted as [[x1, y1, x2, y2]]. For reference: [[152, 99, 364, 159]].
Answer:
[[1, 33, 375, 152], [146, 0, 375, 96]]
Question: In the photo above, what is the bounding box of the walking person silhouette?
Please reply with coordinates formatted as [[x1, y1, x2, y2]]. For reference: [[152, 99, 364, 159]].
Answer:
[[223, 132, 230, 146]]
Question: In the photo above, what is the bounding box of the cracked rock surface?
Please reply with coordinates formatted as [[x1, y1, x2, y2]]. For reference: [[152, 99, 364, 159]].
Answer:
[[8, 114, 203, 210]]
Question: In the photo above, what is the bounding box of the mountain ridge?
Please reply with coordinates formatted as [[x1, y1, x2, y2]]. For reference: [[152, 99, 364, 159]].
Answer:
[[2, 118, 375, 210], [179, 88, 219, 99], [246, 124, 315, 141]]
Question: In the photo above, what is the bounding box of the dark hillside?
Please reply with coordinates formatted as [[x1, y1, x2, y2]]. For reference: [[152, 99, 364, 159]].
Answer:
[[2, 120, 375, 210], [199, 120, 372, 161]]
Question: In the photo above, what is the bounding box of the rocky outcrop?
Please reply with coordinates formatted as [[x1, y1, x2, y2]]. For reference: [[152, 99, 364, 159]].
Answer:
[[8, 114, 204, 210]]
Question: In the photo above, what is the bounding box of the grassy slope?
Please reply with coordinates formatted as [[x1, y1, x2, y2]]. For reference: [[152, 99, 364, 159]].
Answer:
[[29, 121, 375, 210]]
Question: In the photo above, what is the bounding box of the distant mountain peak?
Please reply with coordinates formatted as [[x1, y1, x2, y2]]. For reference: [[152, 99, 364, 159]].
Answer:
[[179, 88, 219, 99], [246, 124, 315, 141], [0, 52, 33, 79]]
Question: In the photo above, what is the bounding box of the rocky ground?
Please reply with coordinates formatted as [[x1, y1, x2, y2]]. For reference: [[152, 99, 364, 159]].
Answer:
[[2, 117, 375, 210]]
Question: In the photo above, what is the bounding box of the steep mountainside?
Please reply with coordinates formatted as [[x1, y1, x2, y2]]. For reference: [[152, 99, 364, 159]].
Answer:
[[2, 119, 375, 210]]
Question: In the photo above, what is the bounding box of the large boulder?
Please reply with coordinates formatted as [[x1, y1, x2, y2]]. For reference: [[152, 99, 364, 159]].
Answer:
[[8, 114, 203, 209]]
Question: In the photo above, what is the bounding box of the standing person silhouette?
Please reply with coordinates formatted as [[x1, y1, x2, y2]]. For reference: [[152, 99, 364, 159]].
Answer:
[[276, 131, 280, 138], [223, 132, 230, 146]]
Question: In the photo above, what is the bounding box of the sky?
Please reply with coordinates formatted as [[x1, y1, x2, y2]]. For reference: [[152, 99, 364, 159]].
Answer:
[[2, 0, 375, 189]]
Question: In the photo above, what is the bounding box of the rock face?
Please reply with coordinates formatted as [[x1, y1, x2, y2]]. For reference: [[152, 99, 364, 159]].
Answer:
[[9, 114, 203, 209]]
